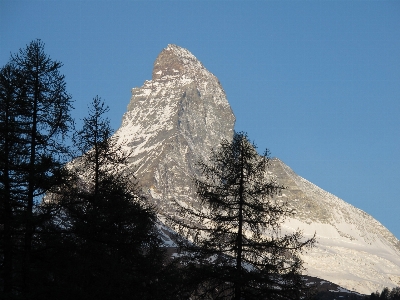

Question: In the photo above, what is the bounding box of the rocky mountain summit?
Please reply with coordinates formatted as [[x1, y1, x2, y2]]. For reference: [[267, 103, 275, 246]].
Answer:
[[115, 44, 234, 211], [113, 44, 400, 294]]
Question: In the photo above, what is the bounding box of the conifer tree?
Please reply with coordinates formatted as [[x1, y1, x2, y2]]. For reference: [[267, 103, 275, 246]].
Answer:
[[36, 97, 169, 299], [0, 40, 73, 297], [0, 62, 23, 296], [170, 132, 315, 300]]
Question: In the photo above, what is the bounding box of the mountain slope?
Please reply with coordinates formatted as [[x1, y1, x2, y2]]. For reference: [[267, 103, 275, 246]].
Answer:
[[271, 159, 400, 294], [113, 44, 400, 294]]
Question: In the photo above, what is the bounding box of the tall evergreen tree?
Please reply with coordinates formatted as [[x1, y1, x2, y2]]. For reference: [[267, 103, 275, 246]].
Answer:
[[35, 97, 170, 299], [0, 40, 73, 297], [170, 132, 315, 300], [0, 62, 24, 297]]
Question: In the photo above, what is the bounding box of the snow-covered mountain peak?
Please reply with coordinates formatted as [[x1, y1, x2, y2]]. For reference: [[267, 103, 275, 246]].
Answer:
[[152, 44, 203, 80], [125, 44, 231, 114], [112, 45, 400, 295], [115, 44, 235, 209]]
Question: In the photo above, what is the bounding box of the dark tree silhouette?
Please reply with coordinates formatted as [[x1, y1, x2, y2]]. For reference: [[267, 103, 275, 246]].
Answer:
[[34, 97, 170, 299], [0, 40, 73, 297], [0, 62, 24, 297], [170, 132, 315, 300], [368, 287, 400, 300]]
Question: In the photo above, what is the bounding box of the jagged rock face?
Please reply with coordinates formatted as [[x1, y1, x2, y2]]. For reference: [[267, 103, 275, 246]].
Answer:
[[113, 44, 400, 294], [115, 44, 235, 210]]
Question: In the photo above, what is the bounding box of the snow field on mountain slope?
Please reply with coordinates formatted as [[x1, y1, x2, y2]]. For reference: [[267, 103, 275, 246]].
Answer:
[[282, 218, 400, 294], [304, 243, 400, 295], [280, 160, 399, 250]]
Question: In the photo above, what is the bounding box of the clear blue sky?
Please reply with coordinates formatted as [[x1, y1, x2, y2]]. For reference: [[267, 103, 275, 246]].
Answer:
[[1, 0, 399, 238]]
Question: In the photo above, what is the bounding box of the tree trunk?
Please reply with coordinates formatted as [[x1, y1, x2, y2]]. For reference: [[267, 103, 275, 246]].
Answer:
[[23, 63, 39, 294], [235, 140, 245, 300], [3, 110, 13, 294]]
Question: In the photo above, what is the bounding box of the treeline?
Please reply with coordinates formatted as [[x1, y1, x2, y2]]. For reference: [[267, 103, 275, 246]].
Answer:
[[310, 286, 400, 300], [368, 287, 400, 300], [2, 40, 390, 300]]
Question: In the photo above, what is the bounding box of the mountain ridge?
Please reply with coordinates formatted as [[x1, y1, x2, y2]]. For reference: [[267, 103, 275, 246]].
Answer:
[[113, 44, 400, 294]]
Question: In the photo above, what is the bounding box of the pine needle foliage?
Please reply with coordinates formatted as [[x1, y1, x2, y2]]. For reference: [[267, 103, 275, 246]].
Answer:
[[27, 97, 175, 300], [170, 132, 315, 300], [0, 39, 73, 297]]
